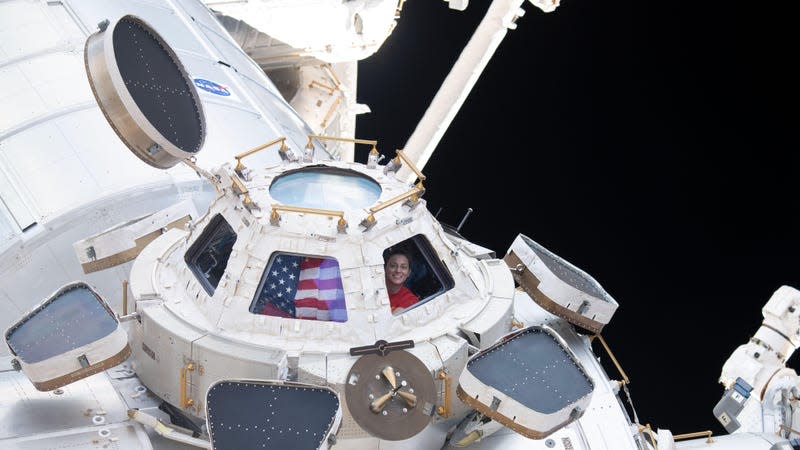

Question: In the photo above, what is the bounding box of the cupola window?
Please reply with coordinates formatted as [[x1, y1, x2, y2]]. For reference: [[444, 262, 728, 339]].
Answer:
[[185, 215, 237, 295], [250, 253, 348, 322]]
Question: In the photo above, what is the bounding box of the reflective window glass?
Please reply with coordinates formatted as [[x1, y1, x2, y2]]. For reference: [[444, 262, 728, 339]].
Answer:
[[185, 215, 237, 295], [250, 253, 347, 322], [383, 234, 454, 315], [6, 284, 118, 363], [269, 166, 381, 210]]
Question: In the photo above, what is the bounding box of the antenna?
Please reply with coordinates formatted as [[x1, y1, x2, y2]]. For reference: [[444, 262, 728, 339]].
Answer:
[[456, 208, 473, 232]]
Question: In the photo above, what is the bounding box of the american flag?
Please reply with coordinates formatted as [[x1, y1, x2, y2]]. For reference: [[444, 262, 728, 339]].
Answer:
[[259, 255, 347, 322], [259, 255, 300, 318]]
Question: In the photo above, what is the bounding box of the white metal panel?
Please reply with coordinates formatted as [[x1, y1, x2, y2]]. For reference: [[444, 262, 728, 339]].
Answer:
[[0, 281, 28, 343], [674, 432, 781, 449], [130, 228, 188, 300], [240, 72, 322, 156], [130, 305, 206, 417], [0, 205, 19, 243], [67, 0, 206, 57], [0, 1, 87, 135], [0, 423, 153, 450], [0, 365, 129, 439], [0, 170, 35, 231], [190, 333, 288, 416], [53, 108, 177, 192], [0, 65, 49, 133], [20, 52, 93, 111], [205, 0, 400, 63], [460, 424, 588, 450], [0, 1, 83, 64], [0, 357, 205, 449], [2, 121, 107, 218]]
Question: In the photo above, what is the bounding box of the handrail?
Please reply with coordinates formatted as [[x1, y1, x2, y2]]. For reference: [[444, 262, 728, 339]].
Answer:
[[435, 370, 452, 418], [369, 187, 423, 214], [122, 280, 129, 316], [270, 204, 348, 233], [673, 430, 714, 443], [779, 424, 800, 436], [321, 64, 342, 88], [182, 157, 216, 183], [321, 95, 343, 128], [637, 424, 659, 450], [395, 0, 407, 18], [360, 186, 424, 230], [590, 334, 630, 385], [306, 134, 378, 153], [179, 362, 195, 409], [309, 80, 336, 94], [395, 149, 426, 182], [229, 174, 254, 208], [234, 137, 288, 171]]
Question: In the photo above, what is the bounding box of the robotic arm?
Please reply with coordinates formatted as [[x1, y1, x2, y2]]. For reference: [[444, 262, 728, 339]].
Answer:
[[716, 286, 800, 438]]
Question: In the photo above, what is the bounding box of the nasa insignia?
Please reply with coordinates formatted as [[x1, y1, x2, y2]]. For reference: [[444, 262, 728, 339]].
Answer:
[[193, 78, 230, 96]]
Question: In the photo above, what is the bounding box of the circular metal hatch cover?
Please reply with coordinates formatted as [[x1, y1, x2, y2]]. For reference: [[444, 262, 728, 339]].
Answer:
[[84, 15, 205, 169], [345, 351, 436, 441]]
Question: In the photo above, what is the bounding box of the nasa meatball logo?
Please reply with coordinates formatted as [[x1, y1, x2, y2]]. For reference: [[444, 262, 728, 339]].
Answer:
[[193, 78, 230, 96]]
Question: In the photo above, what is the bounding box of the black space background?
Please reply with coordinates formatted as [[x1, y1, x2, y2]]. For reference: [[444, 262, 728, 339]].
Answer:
[[354, 0, 799, 438]]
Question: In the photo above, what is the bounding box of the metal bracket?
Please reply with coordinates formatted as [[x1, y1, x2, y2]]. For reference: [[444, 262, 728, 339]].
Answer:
[[349, 339, 415, 357]]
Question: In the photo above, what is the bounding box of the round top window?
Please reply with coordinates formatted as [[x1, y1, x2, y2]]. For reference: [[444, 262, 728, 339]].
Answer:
[[269, 167, 381, 210]]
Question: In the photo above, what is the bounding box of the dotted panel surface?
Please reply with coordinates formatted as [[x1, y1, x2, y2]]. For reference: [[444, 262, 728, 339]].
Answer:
[[6, 285, 117, 363], [467, 328, 593, 414], [207, 382, 339, 450], [521, 234, 612, 301], [112, 17, 203, 152]]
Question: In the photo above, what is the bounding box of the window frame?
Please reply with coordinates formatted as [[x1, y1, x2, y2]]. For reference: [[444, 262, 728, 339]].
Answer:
[[249, 251, 349, 323], [184, 214, 237, 296], [385, 234, 454, 315]]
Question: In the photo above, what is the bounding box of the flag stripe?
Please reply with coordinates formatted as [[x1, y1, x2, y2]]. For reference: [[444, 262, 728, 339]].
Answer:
[[259, 254, 348, 322]]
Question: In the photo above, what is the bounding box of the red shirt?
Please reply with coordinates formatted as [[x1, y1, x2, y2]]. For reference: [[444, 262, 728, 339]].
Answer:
[[390, 286, 419, 313]]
